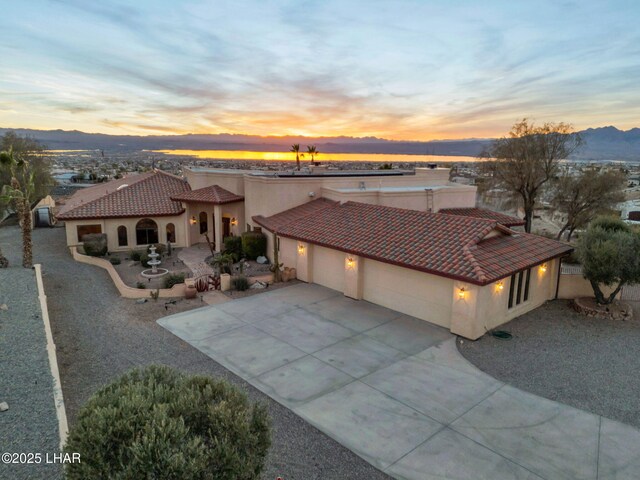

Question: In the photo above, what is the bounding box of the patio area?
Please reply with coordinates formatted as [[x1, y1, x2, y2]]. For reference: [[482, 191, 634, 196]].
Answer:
[[158, 283, 640, 480]]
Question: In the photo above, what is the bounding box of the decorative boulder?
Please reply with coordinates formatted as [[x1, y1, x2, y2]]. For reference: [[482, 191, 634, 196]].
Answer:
[[82, 233, 108, 257], [256, 256, 268, 264]]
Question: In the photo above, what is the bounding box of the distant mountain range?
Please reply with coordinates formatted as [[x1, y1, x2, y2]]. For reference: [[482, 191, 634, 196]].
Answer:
[[1, 126, 638, 161]]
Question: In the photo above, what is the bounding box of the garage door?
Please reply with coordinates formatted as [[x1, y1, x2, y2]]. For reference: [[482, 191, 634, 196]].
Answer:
[[362, 259, 453, 328], [312, 245, 345, 292]]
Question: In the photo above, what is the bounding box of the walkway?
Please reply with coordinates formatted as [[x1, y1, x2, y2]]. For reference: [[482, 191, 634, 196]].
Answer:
[[159, 283, 640, 480]]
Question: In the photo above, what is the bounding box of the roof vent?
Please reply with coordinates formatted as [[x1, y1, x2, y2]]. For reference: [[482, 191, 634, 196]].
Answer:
[[116, 184, 129, 191]]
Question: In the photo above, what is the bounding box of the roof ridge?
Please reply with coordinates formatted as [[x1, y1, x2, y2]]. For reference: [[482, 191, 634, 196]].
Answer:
[[461, 221, 499, 283], [276, 198, 339, 232]]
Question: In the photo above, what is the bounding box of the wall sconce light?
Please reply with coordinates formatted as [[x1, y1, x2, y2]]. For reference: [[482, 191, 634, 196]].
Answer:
[[496, 281, 504, 292], [189, 216, 197, 225], [297, 243, 305, 255], [540, 263, 547, 273], [346, 257, 355, 269], [230, 217, 238, 226], [458, 287, 466, 299]]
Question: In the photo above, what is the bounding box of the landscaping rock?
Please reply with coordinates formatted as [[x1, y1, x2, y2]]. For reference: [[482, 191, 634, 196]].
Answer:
[[0, 401, 8, 412], [250, 281, 267, 289], [135, 298, 147, 304], [0, 303, 7, 311], [256, 256, 268, 264], [572, 297, 633, 320]]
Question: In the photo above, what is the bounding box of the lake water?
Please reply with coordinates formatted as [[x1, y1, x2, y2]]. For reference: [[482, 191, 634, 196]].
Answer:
[[155, 149, 480, 163]]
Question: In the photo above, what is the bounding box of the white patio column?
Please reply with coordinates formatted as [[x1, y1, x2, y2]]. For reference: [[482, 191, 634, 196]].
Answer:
[[214, 204, 223, 252], [343, 254, 363, 300]]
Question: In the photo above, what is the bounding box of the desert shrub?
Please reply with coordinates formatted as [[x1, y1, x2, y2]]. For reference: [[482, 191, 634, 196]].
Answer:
[[232, 275, 250, 291], [164, 273, 185, 289], [64, 365, 271, 480], [224, 236, 243, 262], [0, 247, 8, 268], [210, 253, 234, 274], [129, 250, 142, 262], [136, 281, 146, 289], [578, 216, 640, 304], [140, 253, 151, 268], [147, 243, 166, 256], [82, 233, 108, 257], [109, 256, 121, 265], [241, 231, 267, 260]]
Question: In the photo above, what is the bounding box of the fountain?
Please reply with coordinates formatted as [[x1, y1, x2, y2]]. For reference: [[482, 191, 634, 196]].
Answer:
[[141, 245, 169, 278]]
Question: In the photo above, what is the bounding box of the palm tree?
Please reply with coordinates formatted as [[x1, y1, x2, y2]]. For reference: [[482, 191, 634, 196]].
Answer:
[[306, 145, 319, 165], [0, 147, 35, 268], [290, 144, 303, 171]]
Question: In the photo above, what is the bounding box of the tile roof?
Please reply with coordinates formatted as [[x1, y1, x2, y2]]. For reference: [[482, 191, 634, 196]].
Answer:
[[252, 198, 337, 232], [258, 201, 571, 285], [170, 185, 244, 205], [439, 207, 525, 227], [57, 171, 189, 220]]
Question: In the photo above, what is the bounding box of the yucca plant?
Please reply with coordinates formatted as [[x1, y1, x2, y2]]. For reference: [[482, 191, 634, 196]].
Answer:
[[0, 147, 35, 268]]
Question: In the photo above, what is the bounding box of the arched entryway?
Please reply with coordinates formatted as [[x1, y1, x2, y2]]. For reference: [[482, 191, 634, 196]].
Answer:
[[166, 223, 176, 243], [136, 218, 159, 245], [117, 225, 128, 246]]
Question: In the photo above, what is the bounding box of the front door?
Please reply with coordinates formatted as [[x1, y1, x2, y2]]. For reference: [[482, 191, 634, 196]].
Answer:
[[222, 217, 231, 239]]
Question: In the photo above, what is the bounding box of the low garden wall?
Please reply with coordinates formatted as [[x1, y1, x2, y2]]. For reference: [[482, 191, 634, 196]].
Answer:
[[557, 274, 616, 300], [70, 247, 186, 299]]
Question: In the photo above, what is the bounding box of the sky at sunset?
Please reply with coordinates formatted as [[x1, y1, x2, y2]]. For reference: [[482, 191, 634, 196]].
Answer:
[[1, 0, 639, 140]]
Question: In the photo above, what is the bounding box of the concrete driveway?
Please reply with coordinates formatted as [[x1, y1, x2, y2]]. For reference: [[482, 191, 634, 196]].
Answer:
[[159, 283, 639, 480]]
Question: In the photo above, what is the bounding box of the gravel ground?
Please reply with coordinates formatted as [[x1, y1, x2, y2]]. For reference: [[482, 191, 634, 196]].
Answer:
[[458, 300, 640, 428], [3, 225, 389, 480], [0, 237, 62, 479]]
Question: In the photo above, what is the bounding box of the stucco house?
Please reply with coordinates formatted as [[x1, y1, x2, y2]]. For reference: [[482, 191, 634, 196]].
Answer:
[[57, 165, 571, 339]]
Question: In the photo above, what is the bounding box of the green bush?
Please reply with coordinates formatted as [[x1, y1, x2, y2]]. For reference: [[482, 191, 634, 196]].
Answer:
[[232, 275, 250, 291], [140, 253, 151, 268], [164, 273, 185, 289], [224, 236, 243, 262], [109, 256, 121, 265], [130, 250, 142, 262], [64, 365, 271, 480], [82, 233, 108, 257], [136, 281, 146, 289], [578, 216, 640, 304], [241, 231, 267, 260]]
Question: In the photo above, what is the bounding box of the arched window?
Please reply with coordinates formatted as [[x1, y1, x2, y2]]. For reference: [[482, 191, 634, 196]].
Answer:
[[117, 225, 128, 246], [136, 218, 158, 245], [166, 223, 176, 243], [199, 212, 208, 235]]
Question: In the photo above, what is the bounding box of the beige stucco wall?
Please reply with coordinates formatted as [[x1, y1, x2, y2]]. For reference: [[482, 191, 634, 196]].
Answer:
[[64, 215, 187, 252], [452, 259, 561, 339], [277, 234, 565, 339], [312, 245, 346, 293], [362, 259, 454, 328], [321, 185, 477, 212], [557, 274, 616, 299], [183, 169, 246, 195]]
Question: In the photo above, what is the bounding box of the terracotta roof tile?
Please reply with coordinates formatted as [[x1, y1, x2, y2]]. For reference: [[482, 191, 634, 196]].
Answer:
[[260, 201, 571, 285], [253, 198, 337, 232], [57, 171, 189, 220], [439, 207, 525, 227], [171, 185, 244, 205]]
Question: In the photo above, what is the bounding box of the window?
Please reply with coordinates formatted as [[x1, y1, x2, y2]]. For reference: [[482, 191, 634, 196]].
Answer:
[[508, 268, 531, 309], [136, 218, 158, 245], [77, 224, 101, 242], [117, 225, 128, 247], [199, 212, 208, 235], [166, 223, 176, 243]]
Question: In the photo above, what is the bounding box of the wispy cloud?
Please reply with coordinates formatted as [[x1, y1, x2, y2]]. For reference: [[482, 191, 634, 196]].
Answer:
[[0, 0, 638, 139]]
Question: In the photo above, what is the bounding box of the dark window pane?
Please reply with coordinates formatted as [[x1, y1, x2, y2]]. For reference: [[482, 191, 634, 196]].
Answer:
[[516, 271, 524, 305], [508, 274, 516, 309], [524, 269, 531, 301]]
